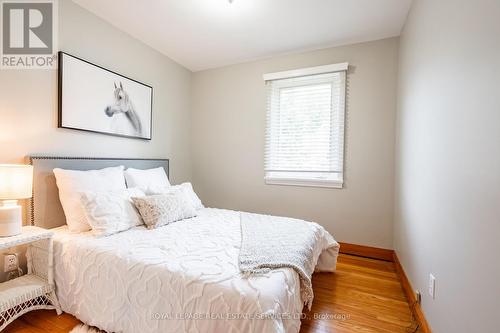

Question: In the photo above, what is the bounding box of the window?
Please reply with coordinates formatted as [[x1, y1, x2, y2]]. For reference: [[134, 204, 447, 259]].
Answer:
[[264, 63, 347, 188]]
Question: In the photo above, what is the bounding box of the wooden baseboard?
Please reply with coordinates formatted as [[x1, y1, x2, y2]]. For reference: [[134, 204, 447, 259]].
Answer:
[[393, 252, 432, 333], [338, 242, 394, 261]]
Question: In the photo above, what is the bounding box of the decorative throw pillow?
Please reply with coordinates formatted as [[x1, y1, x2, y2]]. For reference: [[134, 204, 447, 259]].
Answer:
[[124, 167, 170, 189], [144, 182, 204, 210], [80, 188, 145, 237], [132, 190, 197, 229], [53, 166, 126, 232]]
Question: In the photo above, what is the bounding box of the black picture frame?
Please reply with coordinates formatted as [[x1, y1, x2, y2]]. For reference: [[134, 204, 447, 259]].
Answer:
[[58, 51, 153, 140]]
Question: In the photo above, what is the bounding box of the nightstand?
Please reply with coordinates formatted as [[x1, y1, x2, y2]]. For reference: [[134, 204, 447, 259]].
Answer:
[[0, 226, 61, 330]]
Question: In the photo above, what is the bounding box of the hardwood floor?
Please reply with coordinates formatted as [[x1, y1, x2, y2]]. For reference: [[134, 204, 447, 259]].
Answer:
[[4, 254, 421, 333], [3, 310, 80, 333], [301, 254, 421, 333]]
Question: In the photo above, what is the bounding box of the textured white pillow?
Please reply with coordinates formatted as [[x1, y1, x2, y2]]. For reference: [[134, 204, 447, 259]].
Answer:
[[53, 166, 126, 232], [80, 188, 145, 237], [132, 190, 196, 229], [124, 167, 170, 189], [144, 182, 204, 210]]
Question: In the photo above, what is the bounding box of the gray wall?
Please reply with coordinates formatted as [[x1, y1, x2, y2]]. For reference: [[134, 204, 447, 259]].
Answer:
[[394, 0, 500, 332], [0, 1, 192, 281], [192, 38, 399, 248], [0, 0, 192, 184]]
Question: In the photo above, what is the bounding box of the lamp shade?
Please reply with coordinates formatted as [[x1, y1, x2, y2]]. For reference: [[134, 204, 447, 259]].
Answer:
[[0, 164, 33, 200]]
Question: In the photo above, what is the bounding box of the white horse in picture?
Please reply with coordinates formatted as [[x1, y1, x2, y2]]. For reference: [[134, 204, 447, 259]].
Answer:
[[105, 81, 143, 137]]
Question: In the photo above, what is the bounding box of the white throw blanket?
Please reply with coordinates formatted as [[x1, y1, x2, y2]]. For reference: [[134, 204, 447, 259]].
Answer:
[[239, 212, 338, 310]]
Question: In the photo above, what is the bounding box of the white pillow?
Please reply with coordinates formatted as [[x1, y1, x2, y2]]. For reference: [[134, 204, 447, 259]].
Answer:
[[124, 167, 170, 189], [53, 166, 126, 232], [144, 182, 203, 210], [80, 188, 145, 237], [132, 190, 196, 229]]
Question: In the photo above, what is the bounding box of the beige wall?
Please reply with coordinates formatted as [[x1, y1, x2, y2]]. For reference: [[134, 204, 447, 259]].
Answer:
[[395, 0, 500, 332], [0, 0, 192, 184], [192, 38, 399, 248]]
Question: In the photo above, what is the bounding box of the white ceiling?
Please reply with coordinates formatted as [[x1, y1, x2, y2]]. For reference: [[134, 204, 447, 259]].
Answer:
[[72, 0, 413, 72]]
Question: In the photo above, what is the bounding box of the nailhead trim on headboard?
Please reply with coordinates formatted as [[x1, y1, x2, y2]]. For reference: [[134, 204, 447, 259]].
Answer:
[[28, 156, 169, 227]]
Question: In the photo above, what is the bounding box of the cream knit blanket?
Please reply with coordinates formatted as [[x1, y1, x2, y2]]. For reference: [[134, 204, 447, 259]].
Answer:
[[239, 212, 335, 310]]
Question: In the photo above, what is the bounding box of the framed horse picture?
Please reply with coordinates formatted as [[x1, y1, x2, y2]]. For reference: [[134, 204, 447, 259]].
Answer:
[[58, 52, 153, 140]]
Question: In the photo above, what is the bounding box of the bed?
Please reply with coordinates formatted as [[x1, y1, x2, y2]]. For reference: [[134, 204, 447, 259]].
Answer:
[[28, 156, 339, 333]]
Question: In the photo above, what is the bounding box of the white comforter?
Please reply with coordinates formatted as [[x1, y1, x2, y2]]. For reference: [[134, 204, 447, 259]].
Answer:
[[53, 208, 339, 333]]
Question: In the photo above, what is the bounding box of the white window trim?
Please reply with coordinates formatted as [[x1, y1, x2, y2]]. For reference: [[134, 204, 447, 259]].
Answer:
[[263, 62, 348, 81], [263, 62, 348, 189]]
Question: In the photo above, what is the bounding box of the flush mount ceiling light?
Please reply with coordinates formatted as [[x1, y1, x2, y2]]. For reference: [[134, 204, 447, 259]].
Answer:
[[228, 0, 234, 3]]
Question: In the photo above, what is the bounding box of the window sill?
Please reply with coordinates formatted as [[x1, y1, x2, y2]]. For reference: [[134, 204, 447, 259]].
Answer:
[[265, 177, 343, 189]]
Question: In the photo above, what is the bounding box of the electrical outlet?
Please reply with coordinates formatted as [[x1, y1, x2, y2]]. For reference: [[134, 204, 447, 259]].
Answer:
[[4, 254, 18, 272], [428, 274, 436, 299]]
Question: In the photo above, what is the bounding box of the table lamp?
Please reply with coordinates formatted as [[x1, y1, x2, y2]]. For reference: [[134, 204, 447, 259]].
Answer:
[[0, 164, 33, 237]]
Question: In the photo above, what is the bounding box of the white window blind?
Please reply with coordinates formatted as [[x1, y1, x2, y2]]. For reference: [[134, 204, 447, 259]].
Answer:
[[264, 64, 347, 188]]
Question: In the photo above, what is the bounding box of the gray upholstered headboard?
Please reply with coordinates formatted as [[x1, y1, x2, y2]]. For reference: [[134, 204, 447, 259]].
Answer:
[[28, 156, 169, 229]]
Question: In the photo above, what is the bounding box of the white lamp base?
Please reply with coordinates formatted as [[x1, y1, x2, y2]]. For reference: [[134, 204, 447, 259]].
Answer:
[[0, 200, 22, 237]]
